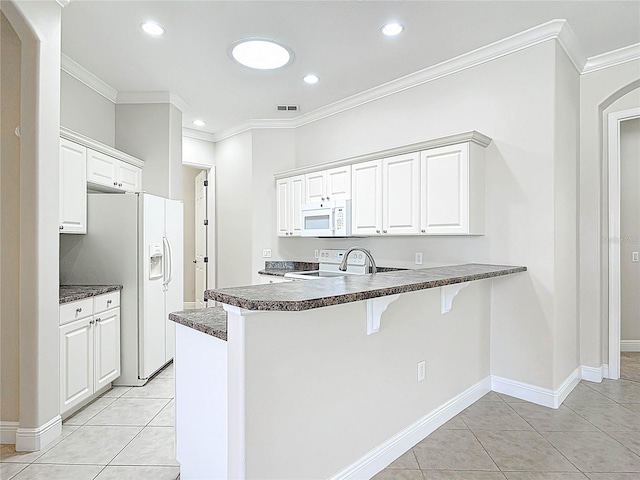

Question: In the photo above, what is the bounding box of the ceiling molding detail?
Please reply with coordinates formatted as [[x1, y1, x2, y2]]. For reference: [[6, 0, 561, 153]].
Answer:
[[55, 0, 72, 7], [61, 54, 117, 102], [212, 19, 582, 141], [116, 91, 190, 112], [582, 43, 640, 74], [182, 128, 217, 142]]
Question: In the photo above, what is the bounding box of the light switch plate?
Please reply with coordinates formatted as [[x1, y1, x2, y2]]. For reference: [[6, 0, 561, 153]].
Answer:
[[633, 251, 639, 262]]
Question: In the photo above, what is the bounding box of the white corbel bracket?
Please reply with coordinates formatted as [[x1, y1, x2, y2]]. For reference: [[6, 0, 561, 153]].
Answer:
[[366, 295, 400, 335], [441, 282, 470, 314]]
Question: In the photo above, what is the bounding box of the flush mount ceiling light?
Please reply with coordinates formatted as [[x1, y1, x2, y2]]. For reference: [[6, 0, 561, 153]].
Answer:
[[141, 21, 165, 36], [381, 22, 404, 36], [231, 39, 291, 70], [303, 74, 319, 85], [192, 120, 206, 127]]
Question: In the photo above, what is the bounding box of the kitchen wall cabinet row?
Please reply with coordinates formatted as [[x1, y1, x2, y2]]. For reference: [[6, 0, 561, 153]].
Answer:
[[59, 291, 121, 416], [59, 128, 144, 234], [275, 132, 490, 237]]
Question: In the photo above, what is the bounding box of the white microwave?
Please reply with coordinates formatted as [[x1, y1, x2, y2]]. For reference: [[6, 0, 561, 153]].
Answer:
[[300, 200, 352, 237]]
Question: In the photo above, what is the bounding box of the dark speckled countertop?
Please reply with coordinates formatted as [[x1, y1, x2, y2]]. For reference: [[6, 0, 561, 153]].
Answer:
[[207, 264, 526, 312], [59, 285, 123, 304], [258, 261, 319, 277], [169, 306, 227, 341]]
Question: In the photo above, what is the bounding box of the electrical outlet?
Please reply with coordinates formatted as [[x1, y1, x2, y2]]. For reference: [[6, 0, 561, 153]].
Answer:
[[633, 252, 639, 262], [262, 249, 272, 258], [417, 361, 426, 382], [415, 252, 423, 265], [314, 249, 319, 259]]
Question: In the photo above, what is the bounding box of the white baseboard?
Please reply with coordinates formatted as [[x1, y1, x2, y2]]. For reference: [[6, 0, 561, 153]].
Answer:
[[0, 421, 19, 444], [491, 367, 581, 409], [581, 364, 610, 383], [183, 302, 197, 310], [621, 340, 640, 352], [15, 415, 62, 452], [329, 376, 491, 480]]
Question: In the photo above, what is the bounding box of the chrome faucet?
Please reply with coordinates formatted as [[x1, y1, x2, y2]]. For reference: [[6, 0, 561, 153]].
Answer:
[[339, 247, 377, 274]]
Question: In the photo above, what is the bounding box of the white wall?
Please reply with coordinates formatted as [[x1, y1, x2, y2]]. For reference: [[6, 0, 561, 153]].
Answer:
[[620, 118, 640, 342], [1, 10, 22, 425], [214, 131, 253, 287], [579, 63, 640, 368], [183, 135, 215, 168], [60, 71, 115, 147]]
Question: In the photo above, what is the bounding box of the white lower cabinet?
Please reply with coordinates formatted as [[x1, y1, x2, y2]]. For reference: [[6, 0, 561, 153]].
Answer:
[[60, 292, 121, 415]]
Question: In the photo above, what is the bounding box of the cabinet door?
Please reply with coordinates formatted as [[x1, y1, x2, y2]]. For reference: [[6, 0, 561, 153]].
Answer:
[[60, 318, 94, 414], [383, 153, 420, 235], [326, 166, 351, 200], [420, 143, 469, 234], [276, 179, 290, 237], [94, 308, 121, 390], [59, 139, 87, 234], [290, 175, 305, 236], [87, 149, 118, 189], [304, 171, 327, 203], [117, 163, 142, 192], [351, 160, 382, 235]]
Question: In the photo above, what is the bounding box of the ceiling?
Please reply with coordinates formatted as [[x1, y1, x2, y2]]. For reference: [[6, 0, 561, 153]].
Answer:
[[61, 1, 640, 137]]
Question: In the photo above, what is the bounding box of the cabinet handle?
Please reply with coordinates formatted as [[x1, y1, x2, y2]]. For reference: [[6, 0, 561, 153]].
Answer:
[[113, 182, 118, 186], [59, 225, 64, 230], [118, 183, 123, 187], [383, 230, 388, 234], [326, 196, 330, 200], [321, 197, 326, 201], [376, 229, 380, 234], [421, 229, 426, 233], [89, 319, 95, 325], [107, 300, 112, 305], [95, 317, 101, 323], [76, 307, 82, 313]]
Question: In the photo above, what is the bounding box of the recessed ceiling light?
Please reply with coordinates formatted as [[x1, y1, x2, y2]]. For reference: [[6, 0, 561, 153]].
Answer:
[[303, 74, 319, 85], [141, 21, 165, 37], [192, 120, 206, 127], [381, 22, 404, 36], [231, 39, 291, 70]]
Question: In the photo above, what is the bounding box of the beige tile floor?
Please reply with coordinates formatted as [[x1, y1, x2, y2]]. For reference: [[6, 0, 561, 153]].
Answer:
[[1, 362, 179, 480], [374, 379, 640, 480], [2, 364, 639, 480], [620, 352, 640, 383]]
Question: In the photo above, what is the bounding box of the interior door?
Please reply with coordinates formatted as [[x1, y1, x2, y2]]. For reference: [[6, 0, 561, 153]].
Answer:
[[195, 170, 208, 308]]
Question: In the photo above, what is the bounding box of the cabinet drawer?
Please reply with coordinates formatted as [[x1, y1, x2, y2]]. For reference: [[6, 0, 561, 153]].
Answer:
[[94, 291, 120, 313], [60, 298, 94, 325]]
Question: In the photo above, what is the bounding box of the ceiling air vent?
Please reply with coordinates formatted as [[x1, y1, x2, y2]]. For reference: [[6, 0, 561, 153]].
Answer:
[[276, 104, 299, 112]]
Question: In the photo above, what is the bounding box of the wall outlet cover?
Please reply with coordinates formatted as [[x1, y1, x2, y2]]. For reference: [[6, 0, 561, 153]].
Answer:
[[415, 252, 423, 265], [262, 249, 272, 258]]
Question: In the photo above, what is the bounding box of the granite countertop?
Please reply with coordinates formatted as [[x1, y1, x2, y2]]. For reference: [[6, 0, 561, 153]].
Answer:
[[206, 263, 527, 312], [59, 285, 123, 304], [258, 261, 319, 277], [169, 305, 227, 341]]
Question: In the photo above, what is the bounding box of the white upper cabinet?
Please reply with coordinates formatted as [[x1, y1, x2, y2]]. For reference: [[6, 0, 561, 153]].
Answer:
[[277, 175, 305, 237], [59, 138, 87, 234], [382, 153, 420, 235], [304, 166, 351, 203], [351, 160, 383, 235], [352, 154, 419, 236], [420, 142, 485, 235], [87, 149, 142, 192]]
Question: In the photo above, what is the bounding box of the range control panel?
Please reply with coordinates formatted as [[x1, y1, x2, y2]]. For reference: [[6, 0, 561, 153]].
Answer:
[[319, 249, 368, 266]]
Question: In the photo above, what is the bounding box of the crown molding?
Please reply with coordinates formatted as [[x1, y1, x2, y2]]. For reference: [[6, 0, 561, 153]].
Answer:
[[183, 128, 217, 143], [60, 54, 117, 102], [555, 19, 587, 72], [582, 43, 640, 74], [56, 0, 72, 7], [116, 91, 190, 112], [212, 119, 295, 142]]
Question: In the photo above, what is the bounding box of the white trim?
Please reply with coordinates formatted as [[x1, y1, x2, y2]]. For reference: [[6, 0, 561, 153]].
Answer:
[[581, 364, 607, 383], [0, 421, 19, 444], [621, 340, 640, 352], [583, 43, 640, 74], [55, 0, 72, 7], [60, 54, 117, 102], [15, 416, 62, 452], [60, 126, 145, 168], [116, 91, 190, 112], [329, 377, 491, 480], [183, 302, 197, 310], [491, 368, 581, 409], [607, 107, 640, 380], [182, 128, 217, 143], [212, 119, 294, 142]]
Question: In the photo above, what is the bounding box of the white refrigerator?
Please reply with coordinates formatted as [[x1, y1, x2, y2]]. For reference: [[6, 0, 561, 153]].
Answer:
[[59, 192, 183, 386]]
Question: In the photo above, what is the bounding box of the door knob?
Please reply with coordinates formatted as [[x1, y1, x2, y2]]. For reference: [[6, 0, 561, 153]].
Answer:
[[193, 260, 197, 263]]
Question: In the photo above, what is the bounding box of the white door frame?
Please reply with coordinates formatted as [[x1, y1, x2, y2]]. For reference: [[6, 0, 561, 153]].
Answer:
[[607, 107, 640, 379]]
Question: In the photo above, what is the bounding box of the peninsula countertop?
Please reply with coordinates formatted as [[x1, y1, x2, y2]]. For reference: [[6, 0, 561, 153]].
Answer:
[[59, 285, 123, 304], [206, 263, 527, 312]]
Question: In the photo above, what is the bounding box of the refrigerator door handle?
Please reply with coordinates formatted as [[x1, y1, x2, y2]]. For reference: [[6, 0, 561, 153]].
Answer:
[[163, 236, 173, 287]]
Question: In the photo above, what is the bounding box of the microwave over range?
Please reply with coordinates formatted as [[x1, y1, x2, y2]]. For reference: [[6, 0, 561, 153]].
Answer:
[[300, 199, 352, 237]]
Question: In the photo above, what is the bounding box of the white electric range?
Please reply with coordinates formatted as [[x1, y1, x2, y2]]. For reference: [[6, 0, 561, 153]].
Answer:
[[284, 249, 370, 280]]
